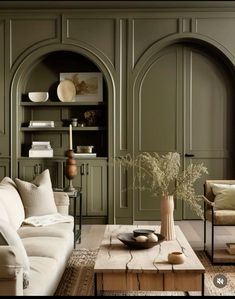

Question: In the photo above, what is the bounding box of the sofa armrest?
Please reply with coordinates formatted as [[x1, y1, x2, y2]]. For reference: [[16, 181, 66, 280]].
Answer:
[[53, 192, 70, 215], [0, 246, 24, 296]]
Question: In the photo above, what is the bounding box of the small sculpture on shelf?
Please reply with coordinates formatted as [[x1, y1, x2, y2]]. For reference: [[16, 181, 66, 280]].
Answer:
[[64, 125, 77, 192]]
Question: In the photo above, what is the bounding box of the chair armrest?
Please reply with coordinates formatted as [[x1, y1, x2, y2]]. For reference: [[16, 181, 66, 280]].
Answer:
[[53, 192, 70, 215], [197, 195, 214, 207], [0, 246, 23, 295]]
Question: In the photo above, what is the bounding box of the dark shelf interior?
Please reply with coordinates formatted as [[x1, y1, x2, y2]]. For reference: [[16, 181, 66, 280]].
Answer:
[[20, 50, 108, 158]]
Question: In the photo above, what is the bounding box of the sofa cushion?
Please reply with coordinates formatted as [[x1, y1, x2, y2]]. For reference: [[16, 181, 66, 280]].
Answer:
[[22, 236, 69, 261], [0, 201, 9, 223], [0, 177, 25, 230], [24, 256, 58, 296], [211, 183, 235, 210], [14, 169, 57, 218], [18, 221, 74, 240], [0, 219, 30, 289]]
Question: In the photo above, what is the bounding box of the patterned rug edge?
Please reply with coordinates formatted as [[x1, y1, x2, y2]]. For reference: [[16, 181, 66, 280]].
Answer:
[[55, 248, 235, 296]]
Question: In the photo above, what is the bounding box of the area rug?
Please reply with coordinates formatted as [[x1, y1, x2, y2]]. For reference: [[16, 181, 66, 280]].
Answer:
[[55, 249, 235, 296]]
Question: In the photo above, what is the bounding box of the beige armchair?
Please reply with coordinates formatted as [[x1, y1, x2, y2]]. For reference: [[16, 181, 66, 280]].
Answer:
[[203, 180, 235, 264]]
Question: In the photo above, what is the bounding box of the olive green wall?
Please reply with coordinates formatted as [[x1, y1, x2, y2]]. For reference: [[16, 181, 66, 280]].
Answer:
[[1, 1, 235, 223]]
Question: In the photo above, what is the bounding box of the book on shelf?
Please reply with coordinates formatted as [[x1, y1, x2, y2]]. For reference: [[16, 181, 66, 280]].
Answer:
[[32, 141, 52, 148], [29, 141, 53, 157], [29, 120, 54, 128], [29, 149, 53, 157], [226, 243, 235, 254], [74, 153, 97, 158]]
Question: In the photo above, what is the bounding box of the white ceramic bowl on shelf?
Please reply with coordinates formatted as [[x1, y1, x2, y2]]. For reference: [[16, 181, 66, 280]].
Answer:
[[28, 92, 49, 102]]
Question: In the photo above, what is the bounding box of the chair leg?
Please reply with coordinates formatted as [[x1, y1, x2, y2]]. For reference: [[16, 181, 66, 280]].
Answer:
[[204, 219, 206, 251], [211, 223, 214, 264]]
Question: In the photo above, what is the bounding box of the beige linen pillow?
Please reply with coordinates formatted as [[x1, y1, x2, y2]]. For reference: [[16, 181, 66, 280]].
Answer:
[[14, 169, 57, 218], [0, 177, 25, 230], [211, 183, 235, 210]]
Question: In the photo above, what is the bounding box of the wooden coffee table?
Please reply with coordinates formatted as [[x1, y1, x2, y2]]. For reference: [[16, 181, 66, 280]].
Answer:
[[94, 225, 205, 295]]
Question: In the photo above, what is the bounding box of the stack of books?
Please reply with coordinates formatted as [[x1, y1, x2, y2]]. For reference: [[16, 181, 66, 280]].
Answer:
[[29, 141, 53, 157], [226, 243, 235, 254], [29, 121, 54, 128]]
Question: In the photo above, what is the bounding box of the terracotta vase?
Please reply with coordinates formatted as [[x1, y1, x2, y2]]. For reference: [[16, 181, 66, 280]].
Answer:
[[160, 194, 176, 241]]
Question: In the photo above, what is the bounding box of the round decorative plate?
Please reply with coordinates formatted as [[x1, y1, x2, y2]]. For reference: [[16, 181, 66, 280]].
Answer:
[[57, 79, 76, 102], [117, 233, 165, 249]]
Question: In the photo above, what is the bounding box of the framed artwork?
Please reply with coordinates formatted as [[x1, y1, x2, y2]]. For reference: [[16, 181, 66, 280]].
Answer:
[[59, 72, 103, 102]]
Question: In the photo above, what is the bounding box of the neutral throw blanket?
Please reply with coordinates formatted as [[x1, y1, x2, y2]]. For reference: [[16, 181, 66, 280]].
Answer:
[[23, 213, 73, 227]]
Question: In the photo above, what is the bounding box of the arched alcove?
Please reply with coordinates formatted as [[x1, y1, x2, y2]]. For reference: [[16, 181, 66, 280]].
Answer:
[[133, 40, 235, 221], [10, 46, 115, 224]]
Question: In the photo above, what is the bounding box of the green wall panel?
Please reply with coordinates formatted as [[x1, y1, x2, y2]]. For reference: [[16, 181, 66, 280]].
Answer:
[[132, 18, 178, 66], [9, 17, 59, 67], [65, 16, 115, 66]]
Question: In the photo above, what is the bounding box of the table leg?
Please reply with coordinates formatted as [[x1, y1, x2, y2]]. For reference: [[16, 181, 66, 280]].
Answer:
[[73, 195, 77, 248], [201, 273, 205, 296], [94, 273, 98, 296], [79, 192, 82, 243]]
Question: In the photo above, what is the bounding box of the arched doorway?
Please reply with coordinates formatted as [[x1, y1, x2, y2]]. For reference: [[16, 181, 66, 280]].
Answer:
[[134, 42, 235, 220]]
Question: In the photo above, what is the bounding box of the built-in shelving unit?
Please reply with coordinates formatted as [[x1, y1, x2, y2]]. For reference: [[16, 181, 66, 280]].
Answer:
[[19, 50, 108, 159]]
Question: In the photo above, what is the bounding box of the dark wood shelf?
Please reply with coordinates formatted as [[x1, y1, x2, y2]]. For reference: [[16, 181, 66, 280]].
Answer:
[[21, 126, 106, 131], [19, 156, 108, 160], [20, 101, 106, 106]]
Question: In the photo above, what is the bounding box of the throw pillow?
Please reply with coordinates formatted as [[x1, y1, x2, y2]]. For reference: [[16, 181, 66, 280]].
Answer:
[[211, 183, 235, 210], [0, 177, 25, 230], [0, 219, 30, 289], [14, 169, 57, 218]]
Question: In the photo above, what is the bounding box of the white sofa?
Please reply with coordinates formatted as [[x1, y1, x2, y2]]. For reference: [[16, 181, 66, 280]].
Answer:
[[0, 170, 74, 296]]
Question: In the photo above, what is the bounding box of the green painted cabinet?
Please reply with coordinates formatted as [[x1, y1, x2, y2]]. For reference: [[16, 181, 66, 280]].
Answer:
[[18, 159, 64, 188], [0, 159, 9, 180], [70, 159, 107, 220]]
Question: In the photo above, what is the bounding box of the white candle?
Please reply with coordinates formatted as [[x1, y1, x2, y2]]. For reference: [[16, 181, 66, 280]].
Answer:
[[69, 124, 73, 150]]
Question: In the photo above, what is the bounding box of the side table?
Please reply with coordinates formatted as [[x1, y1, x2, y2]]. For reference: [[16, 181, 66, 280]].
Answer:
[[53, 187, 82, 248]]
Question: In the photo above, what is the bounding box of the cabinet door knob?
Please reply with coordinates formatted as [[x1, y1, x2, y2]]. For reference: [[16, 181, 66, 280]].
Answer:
[[185, 153, 195, 157], [81, 164, 85, 175], [34, 164, 42, 174], [86, 163, 89, 175]]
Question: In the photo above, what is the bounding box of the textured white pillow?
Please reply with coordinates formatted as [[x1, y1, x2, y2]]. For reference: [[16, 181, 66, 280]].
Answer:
[[0, 177, 25, 230], [14, 169, 57, 218], [0, 219, 30, 289], [211, 183, 235, 210]]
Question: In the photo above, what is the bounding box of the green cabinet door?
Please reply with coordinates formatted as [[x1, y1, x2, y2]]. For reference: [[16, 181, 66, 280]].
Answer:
[[134, 45, 183, 221], [134, 43, 234, 221], [18, 159, 64, 188], [86, 159, 107, 216], [0, 159, 9, 180], [70, 159, 107, 218]]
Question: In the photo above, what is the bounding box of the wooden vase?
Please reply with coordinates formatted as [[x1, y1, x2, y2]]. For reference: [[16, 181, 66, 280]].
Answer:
[[64, 149, 77, 191], [160, 194, 176, 241]]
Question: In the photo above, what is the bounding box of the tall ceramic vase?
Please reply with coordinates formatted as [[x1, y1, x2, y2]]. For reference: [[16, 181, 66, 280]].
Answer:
[[160, 194, 176, 241]]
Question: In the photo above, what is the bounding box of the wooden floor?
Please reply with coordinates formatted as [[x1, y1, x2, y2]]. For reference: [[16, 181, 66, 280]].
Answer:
[[76, 220, 235, 250]]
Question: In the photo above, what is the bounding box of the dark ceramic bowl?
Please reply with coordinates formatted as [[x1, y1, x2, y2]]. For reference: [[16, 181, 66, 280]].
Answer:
[[133, 229, 155, 237], [117, 233, 165, 249]]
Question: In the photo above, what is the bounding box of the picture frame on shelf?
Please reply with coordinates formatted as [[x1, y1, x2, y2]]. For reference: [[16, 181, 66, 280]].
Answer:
[[59, 72, 103, 102]]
